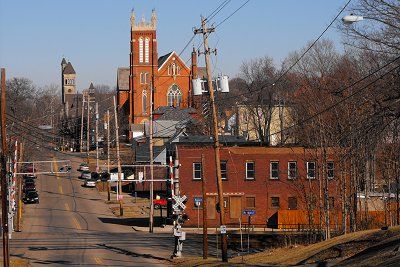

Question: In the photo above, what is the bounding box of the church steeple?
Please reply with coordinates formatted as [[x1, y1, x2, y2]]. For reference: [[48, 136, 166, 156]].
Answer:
[[151, 9, 157, 27]]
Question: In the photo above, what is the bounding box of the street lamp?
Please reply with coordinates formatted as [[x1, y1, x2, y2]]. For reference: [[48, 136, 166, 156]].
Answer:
[[342, 14, 364, 24]]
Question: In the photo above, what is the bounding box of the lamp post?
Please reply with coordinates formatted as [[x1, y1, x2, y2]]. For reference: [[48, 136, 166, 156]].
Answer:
[[342, 14, 364, 24]]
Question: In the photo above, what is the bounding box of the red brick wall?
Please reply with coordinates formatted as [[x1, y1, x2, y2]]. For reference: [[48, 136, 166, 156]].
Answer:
[[176, 145, 342, 227]]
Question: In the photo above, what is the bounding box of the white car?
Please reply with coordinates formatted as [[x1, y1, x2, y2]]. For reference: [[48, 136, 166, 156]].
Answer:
[[78, 163, 90, 172], [83, 179, 96, 187], [80, 171, 91, 180]]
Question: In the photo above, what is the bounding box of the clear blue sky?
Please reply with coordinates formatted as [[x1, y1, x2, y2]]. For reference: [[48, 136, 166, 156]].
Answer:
[[0, 0, 349, 91]]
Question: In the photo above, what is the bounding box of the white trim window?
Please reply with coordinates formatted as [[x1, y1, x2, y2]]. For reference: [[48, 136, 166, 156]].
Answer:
[[288, 161, 297, 179], [140, 72, 148, 84], [327, 161, 334, 179], [193, 162, 202, 180], [142, 90, 147, 115], [167, 84, 182, 107], [270, 161, 279, 179], [307, 161, 316, 179], [144, 38, 150, 63], [138, 37, 144, 63], [246, 161, 255, 180]]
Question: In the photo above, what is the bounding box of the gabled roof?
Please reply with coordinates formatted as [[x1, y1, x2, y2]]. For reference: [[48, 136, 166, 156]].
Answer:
[[63, 62, 76, 74], [157, 51, 190, 71], [158, 52, 173, 68]]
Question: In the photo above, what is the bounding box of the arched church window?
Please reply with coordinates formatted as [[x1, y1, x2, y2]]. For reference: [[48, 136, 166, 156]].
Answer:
[[142, 89, 147, 114], [144, 38, 150, 63], [139, 37, 144, 63], [167, 84, 182, 107]]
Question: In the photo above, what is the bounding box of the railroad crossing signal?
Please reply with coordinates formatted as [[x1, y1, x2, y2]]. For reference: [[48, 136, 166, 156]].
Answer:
[[172, 195, 187, 211]]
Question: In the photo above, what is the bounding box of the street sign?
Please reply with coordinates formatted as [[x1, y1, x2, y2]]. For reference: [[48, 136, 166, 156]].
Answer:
[[242, 209, 256, 216], [220, 225, 227, 234], [194, 197, 203, 203], [173, 195, 187, 211]]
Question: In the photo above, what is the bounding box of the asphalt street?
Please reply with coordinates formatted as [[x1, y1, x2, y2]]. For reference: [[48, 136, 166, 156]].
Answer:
[[8, 151, 184, 266]]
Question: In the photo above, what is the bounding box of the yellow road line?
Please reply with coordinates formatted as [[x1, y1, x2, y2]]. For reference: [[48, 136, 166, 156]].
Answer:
[[58, 185, 63, 194], [94, 257, 103, 265], [64, 203, 70, 211], [72, 217, 81, 230], [53, 158, 60, 180]]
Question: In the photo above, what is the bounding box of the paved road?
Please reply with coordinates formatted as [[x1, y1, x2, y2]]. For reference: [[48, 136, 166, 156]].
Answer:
[[9, 151, 182, 266]]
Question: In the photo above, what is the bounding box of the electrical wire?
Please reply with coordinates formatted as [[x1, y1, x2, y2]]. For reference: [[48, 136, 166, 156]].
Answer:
[[214, 0, 250, 29]]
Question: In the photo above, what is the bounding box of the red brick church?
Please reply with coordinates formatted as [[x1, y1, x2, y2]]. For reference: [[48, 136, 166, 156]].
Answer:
[[117, 10, 203, 133]]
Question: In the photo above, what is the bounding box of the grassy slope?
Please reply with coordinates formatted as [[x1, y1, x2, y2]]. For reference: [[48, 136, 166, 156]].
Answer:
[[174, 226, 400, 266]]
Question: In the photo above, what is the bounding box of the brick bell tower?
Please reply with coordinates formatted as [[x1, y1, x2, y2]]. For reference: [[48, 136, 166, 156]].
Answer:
[[129, 9, 158, 124]]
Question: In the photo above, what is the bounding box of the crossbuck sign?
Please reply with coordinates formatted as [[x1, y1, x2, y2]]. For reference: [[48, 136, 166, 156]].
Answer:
[[172, 195, 187, 211]]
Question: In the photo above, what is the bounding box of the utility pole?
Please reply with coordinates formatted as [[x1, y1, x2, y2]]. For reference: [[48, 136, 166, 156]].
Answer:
[[149, 30, 156, 233], [1, 68, 10, 267], [194, 17, 228, 262], [201, 154, 208, 259], [113, 96, 123, 216], [86, 91, 90, 164], [149, 81, 154, 233], [80, 92, 85, 152], [16, 141, 23, 232], [95, 102, 99, 172], [106, 110, 111, 201]]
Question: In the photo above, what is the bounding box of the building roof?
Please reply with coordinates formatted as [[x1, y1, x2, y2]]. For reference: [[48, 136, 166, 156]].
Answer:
[[154, 106, 197, 121], [174, 135, 247, 144], [117, 67, 130, 91], [63, 62, 76, 74], [89, 82, 95, 90], [158, 52, 173, 68]]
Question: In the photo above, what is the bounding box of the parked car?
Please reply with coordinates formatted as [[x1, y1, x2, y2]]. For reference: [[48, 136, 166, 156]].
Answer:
[[83, 179, 96, 188], [59, 165, 72, 172], [78, 163, 89, 172], [23, 174, 37, 180], [153, 196, 168, 210], [24, 178, 35, 185], [80, 170, 91, 180], [23, 181, 36, 193], [23, 191, 39, 204]]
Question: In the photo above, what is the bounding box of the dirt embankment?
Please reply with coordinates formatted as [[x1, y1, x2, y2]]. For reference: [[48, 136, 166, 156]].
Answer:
[[174, 226, 400, 267]]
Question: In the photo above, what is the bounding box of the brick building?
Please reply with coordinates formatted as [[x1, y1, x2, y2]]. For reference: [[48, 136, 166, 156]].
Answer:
[[117, 10, 198, 129], [174, 137, 342, 228]]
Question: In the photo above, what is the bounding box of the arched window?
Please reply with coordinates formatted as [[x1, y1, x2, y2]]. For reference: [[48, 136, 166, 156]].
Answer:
[[144, 38, 150, 63], [140, 72, 148, 84], [167, 84, 182, 107], [138, 37, 144, 63], [142, 90, 147, 114]]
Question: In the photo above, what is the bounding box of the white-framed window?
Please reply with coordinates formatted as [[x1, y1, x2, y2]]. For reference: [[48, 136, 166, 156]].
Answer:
[[327, 161, 334, 179], [193, 162, 202, 180], [270, 161, 279, 179], [138, 37, 144, 63], [167, 84, 182, 107], [288, 161, 297, 179], [140, 72, 148, 84], [246, 161, 255, 180], [307, 161, 316, 179], [142, 90, 147, 115], [221, 161, 227, 180], [144, 37, 150, 63]]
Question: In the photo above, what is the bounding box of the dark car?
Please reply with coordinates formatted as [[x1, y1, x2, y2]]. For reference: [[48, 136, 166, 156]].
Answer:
[[23, 174, 37, 180], [23, 181, 36, 193], [24, 178, 35, 185], [23, 191, 39, 204]]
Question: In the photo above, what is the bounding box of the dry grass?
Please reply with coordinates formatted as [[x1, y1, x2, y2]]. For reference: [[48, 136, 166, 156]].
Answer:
[[174, 226, 400, 267]]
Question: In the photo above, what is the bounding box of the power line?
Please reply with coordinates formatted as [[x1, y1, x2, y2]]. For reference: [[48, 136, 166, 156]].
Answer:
[[214, 0, 250, 29]]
